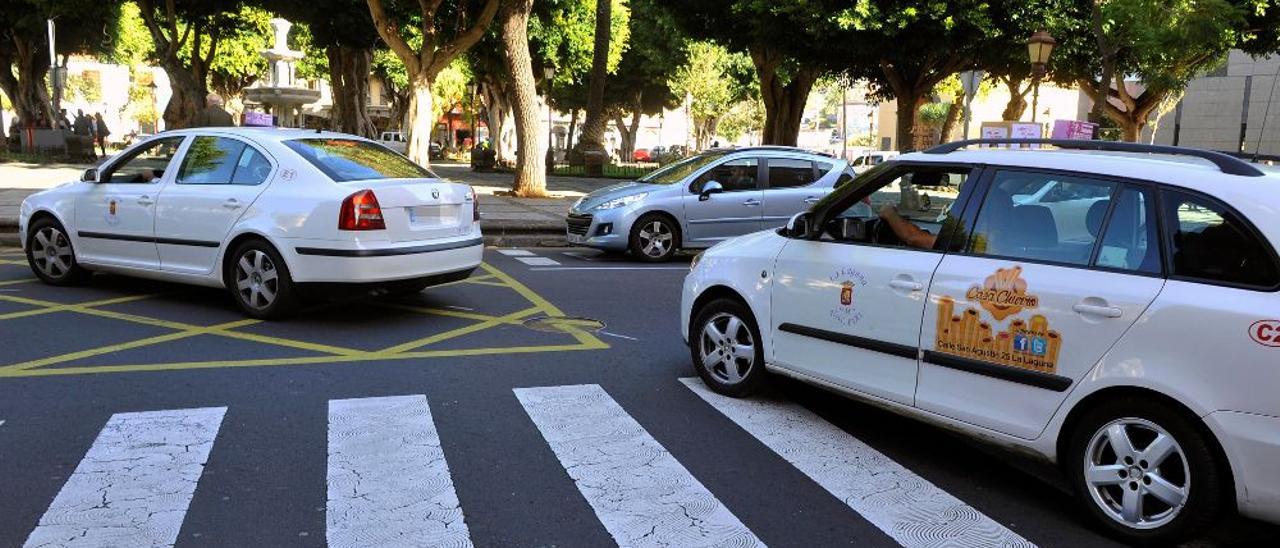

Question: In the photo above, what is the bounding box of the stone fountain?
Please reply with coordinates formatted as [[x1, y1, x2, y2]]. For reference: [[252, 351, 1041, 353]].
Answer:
[[244, 19, 320, 127]]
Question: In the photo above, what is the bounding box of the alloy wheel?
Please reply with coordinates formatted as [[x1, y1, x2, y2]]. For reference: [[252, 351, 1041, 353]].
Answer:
[[699, 312, 755, 384], [1083, 417, 1190, 530], [235, 249, 280, 310], [637, 220, 673, 258], [31, 226, 74, 279]]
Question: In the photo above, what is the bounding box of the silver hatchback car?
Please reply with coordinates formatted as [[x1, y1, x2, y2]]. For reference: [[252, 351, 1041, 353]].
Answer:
[[566, 147, 851, 261]]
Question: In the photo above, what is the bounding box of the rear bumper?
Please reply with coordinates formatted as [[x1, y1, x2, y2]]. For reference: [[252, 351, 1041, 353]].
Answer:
[[282, 234, 484, 283], [1205, 410, 1280, 524]]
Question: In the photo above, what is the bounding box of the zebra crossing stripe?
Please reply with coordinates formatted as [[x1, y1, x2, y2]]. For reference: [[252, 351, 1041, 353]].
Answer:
[[23, 407, 226, 548], [681, 378, 1036, 548], [515, 384, 764, 547], [496, 249, 535, 256], [515, 257, 561, 266], [327, 395, 472, 548]]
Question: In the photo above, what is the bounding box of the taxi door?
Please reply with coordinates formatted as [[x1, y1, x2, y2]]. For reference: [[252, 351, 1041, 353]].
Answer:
[[915, 170, 1165, 439], [73, 136, 187, 269], [769, 164, 981, 406]]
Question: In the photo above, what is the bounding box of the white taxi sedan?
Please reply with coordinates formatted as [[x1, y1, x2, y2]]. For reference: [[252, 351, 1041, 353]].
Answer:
[[18, 128, 482, 318], [681, 140, 1280, 545]]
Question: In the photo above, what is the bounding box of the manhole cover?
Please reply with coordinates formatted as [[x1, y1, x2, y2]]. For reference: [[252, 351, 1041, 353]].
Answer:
[[523, 316, 606, 334]]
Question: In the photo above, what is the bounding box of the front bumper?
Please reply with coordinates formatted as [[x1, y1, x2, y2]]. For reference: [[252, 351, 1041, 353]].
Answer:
[[564, 210, 630, 251], [1206, 410, 1280, 524], [282, 232, 484, 284]]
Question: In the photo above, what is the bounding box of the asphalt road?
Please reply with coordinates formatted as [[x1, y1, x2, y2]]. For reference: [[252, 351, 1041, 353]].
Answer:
[[0, 246, 1274, 547]]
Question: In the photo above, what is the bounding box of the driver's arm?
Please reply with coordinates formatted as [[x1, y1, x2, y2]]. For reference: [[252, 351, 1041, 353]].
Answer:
[[878, 204, 937, 249]]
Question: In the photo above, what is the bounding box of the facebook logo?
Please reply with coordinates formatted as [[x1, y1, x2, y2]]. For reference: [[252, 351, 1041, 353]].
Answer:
[[1013, 334, 1030, 353]]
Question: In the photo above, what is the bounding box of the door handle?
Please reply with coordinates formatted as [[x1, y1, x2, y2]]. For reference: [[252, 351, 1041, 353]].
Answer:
[[1072, 302, 1123, 318], [136, 195, 154, 206], [742, 199, 761, 207], [223, 198, 242, 210], [889, 279, 924, 291], [803, 197, 820, 204]]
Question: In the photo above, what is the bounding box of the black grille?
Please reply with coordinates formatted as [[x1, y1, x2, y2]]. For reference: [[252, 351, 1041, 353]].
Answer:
[[566, 213, 593, 236]]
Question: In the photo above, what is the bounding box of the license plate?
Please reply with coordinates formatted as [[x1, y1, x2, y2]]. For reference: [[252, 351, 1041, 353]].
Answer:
[[567, 233, 585, 244], [407, 205, 455, 226]]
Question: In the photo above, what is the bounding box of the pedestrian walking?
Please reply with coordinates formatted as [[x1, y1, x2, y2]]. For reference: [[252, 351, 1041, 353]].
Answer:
[[93, 113, 111, 157], [199, 93, 236, 127]]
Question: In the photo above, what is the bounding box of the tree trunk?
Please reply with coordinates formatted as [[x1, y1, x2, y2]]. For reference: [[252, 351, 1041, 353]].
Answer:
[[940, 96, 962, 143], [1089, 0, 1116, 129], [327, 46, 376, 136], [568, 109, 578, 150], [1002, 77, 1029, 121], [751, 45, 816, 146], [614, 99, 642, 160], [576, 0, 612, 153], [482, 80, 514, 164], [162, 63, 205, 130], [1, 40, 56, 128], [893, 93, 926, 152], [500, 0, 546, 197], [406, 78, 436, 165]]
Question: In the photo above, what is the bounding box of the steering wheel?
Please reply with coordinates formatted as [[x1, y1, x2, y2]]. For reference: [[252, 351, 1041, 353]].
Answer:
[[869, 217, 903, 246]]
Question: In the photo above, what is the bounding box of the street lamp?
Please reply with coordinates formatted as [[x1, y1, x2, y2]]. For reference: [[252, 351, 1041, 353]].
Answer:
[[959, 70, 984, 140], [543, 66, 555, 151], [1026, 30, 1056, 124], [468, 83, 478, 149]]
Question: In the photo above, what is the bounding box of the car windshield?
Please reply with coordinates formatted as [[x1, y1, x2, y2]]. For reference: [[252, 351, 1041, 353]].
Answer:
[[638, 152, 727, 184], [285, 138, 435, 182]]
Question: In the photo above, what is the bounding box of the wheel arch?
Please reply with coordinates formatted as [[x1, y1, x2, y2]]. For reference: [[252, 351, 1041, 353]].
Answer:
[[1056, 385, 1238, 510], [688, 285, 753, 339], [631, 209, 684, 248], [219, 230, 289, 289]]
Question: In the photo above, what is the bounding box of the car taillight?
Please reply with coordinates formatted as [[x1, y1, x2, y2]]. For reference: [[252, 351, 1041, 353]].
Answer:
[[471, 186, 480, 222], [339, 189, 385, 230]]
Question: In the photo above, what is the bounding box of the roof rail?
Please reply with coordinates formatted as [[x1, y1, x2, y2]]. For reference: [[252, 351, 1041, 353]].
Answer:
[[715, 145, 836, 158], [924, 139, 1267, 177]]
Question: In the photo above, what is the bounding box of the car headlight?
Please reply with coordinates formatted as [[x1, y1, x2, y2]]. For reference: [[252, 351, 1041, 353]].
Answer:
[[690, 252, 703, 271], [593, 192, 648, 210]]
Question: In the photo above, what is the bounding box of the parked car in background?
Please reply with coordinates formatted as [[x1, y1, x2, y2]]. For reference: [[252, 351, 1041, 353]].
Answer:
[[851, 150, 900, 173], [379, 131, 407, 154], [633, 148, 652, 162], [19, 128, 482, 319], [566, 146, 849, 261], [682, 139, 1280, 545]]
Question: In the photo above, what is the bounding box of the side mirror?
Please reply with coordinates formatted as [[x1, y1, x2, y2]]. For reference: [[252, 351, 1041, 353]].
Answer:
[[833, 217, 867, 241], [698, 181, 725, 201], [81, 168, 98, 183], [785, 212, 813, 239]]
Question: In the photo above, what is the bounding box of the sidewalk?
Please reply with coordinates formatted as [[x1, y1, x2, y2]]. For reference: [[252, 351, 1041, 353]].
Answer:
[[0, 161, 622, 247]]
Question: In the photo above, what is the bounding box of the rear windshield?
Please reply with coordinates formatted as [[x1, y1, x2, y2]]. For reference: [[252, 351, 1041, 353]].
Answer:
[[285, 138, 435, 182]]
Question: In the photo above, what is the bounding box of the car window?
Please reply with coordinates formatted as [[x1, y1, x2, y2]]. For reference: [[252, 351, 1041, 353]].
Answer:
[[639, 152, 726, 184], [178, 137, 247, 185], [1163, 190, 1279, 288], [285, 138, 434, 182], [968, 171, 1117, 266], [818, 165, 971, 251], [693, 158, 758, 193], [104, 137, 185, 184], [767, 158, 816, 188], [1094, 186, 1160, 274], [230, 146, 273, 185]]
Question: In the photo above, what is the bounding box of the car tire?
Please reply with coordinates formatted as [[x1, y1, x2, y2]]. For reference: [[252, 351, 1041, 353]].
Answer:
[[689, 298, 767, 397], [25, 217, 89, 286], [1066, 397, 1226, 546], [226, 239, 300, 320], [629, 214, 679, 262]]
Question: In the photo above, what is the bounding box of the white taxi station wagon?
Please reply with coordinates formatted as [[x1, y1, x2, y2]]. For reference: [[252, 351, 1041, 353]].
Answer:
[[18, 128, 482, 318], [681, 139, 1280, 544]]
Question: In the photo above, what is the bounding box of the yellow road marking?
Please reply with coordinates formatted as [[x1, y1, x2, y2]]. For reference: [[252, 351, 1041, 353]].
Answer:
[[375, 302, 529, 324], [424, 273, 496, 290], [0, 278, 37, 287], [0, 319, 260, 372], [0, 293, 161, 321], [0, 259, 27, 266], [0, 261, 607, 377], [379, 306, 541, 354], [0, 343, 599, 378]]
